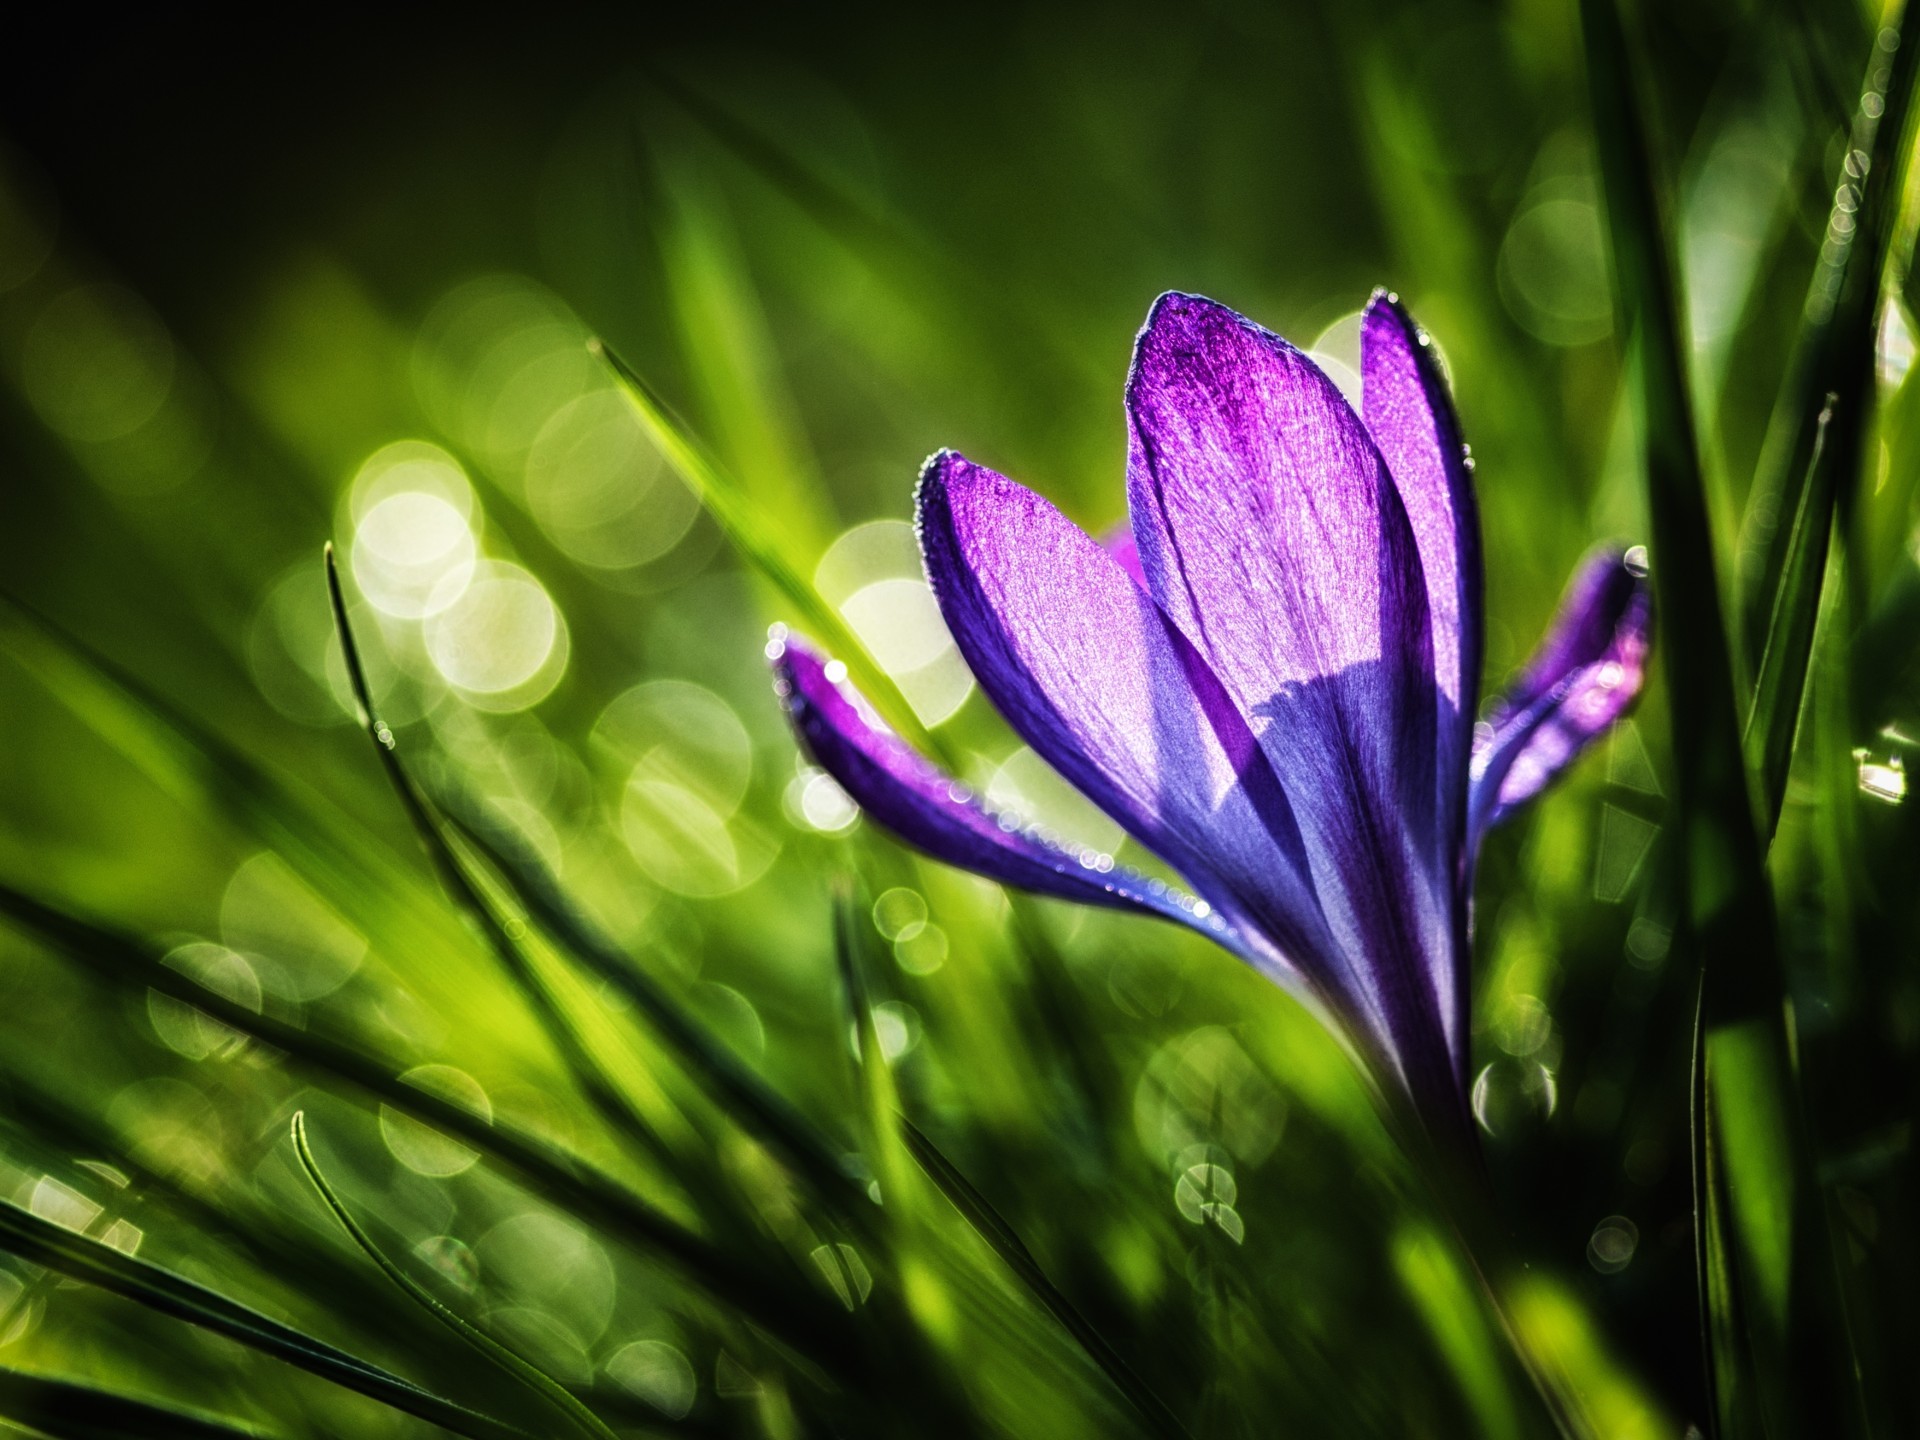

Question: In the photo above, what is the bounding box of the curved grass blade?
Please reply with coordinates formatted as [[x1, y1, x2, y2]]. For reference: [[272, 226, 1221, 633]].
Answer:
[[831, 887, 916, 1224], [1581, 2, 1865, 1432], [323, 546, 686, 1173], [0, 1068, 539, 1419], [1742, 14, 1920, 840], [899, 1117, 1190, 1440], [0, 1197, 529, 1440], [589, 338, 955, 767], [0, 1366, 266, 1440], [434, 782, 859, 1212], [291, 1113, 617, 1440], [0, 883, 857, 1373]]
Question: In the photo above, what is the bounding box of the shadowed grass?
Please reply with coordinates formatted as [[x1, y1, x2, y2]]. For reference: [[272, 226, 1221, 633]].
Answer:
[[1581, 0, 1866, 1432]]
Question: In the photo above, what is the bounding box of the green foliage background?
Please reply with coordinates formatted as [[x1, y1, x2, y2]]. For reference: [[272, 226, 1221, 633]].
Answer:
[[0, 1, 1914, 1435]]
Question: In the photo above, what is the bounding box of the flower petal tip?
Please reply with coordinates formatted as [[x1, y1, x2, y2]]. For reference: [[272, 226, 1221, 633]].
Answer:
[[1468, 545, 1653, 841]]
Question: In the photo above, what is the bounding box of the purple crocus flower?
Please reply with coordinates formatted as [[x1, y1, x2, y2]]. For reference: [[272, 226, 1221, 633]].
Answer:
[[770, 291, 1649, 1147]]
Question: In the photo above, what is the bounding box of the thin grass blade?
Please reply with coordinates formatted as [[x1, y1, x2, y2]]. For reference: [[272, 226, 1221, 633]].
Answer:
[[291, 1113, 616, 1440], [324, 546, 696, 1174], [651, 142, 835, 556], [0, 1197, 528, 1440], [434, 782, 858, 1211], [1742, 13, 1920, 839], [900, 1117, 1190, 1440], [0, 1367, 267, 1440], [0, 882, 855, 1371]]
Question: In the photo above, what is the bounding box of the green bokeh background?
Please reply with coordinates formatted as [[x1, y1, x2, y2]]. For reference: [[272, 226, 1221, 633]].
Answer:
[[0, 2, 1912, 1436]]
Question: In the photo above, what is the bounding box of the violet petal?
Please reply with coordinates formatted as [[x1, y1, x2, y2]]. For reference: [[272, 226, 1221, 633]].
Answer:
[[916, 448, 1340, 994], [1361, 293, 1484, 868], [1123, 291, 1459, 1098], [1469, 548, 1653, 844], [771, 633, 1229, 936]]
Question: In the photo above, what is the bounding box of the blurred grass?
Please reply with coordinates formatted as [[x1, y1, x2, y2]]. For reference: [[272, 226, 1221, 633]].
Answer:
[[0, 1, 1913, 1436]]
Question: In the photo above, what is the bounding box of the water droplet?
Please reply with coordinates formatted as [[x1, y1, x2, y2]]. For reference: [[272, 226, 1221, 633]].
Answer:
[[1472, 1059, 1559, 1137], [1854, 748, 1907, 804]]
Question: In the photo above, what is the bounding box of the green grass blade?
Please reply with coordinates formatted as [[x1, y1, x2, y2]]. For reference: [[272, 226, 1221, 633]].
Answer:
[[0, 1067, 537, 1416], [0, 1367, 268, 1440], [434, 781, 859, 1211], [590, 338, 955, 766], [832, 888, 917, 1221], [1742, 14, 1920, 839], [0, 1197, 528, 1440], [291, 1113, 617, 1440], [651, 142, 835, 558], [324, 547, 691, 1172], [899, 1117, 1191, 1440], [1580, 2, 1863, 1433], [0, 882, 855, 1372]]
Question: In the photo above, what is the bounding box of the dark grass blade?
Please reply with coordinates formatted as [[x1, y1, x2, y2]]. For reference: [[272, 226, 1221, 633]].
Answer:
[[0, 1196, 530, 1440], [900, 1118, 1191, 1440], [1690, 975, 1750, 1440], [1741, 15, 1920, 839], [1580, 2, 1864, 1433], [0, 1368, 268, 1440], [322, 547, 683, 1176], [291, 1113, 616, 1440], [0, 883, 859, 1374], [434, 782, 859, 1213]]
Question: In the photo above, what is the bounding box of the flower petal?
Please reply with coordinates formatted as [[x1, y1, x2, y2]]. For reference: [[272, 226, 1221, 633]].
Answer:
[[1362, 292, 1483, 864], [1105, 526, 1147, 588], [1469, 548, 1652, 844], [1123, 292, 1460, 1099], [916, 448, 1337, 990], [770, 632, 1226, 935]]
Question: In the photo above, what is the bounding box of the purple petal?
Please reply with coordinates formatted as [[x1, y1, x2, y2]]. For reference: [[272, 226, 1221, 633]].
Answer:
[[1123, 292, 1460, 1101], [1362, 293, 1483, 865], [916, 448, 1340, 993], [770, 632, 1228, 935], [1105, 527, 1147, 588], [1469, 548, 1652, 843]]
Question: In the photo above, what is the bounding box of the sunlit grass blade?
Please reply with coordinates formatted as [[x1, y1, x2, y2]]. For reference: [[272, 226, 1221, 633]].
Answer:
[[650, 140, 834, 557], [1580, 1, 1862, 1433], [1742, 14, 1920, 839], [590, 337, 953, 765], [291, 1113, 616, 1440], [324, 546, 690, 1172], [1691, 976, 1755, 1439], [0, 1367, 265, 1440], [900, 1117, 1190, 1440], [832, 887, 918, 1222], [0, 1196, 528, 1440], [434, 781, 860, 1212], [1390, 1225, 1525, 1440], [0, 882, 856, 1371]]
